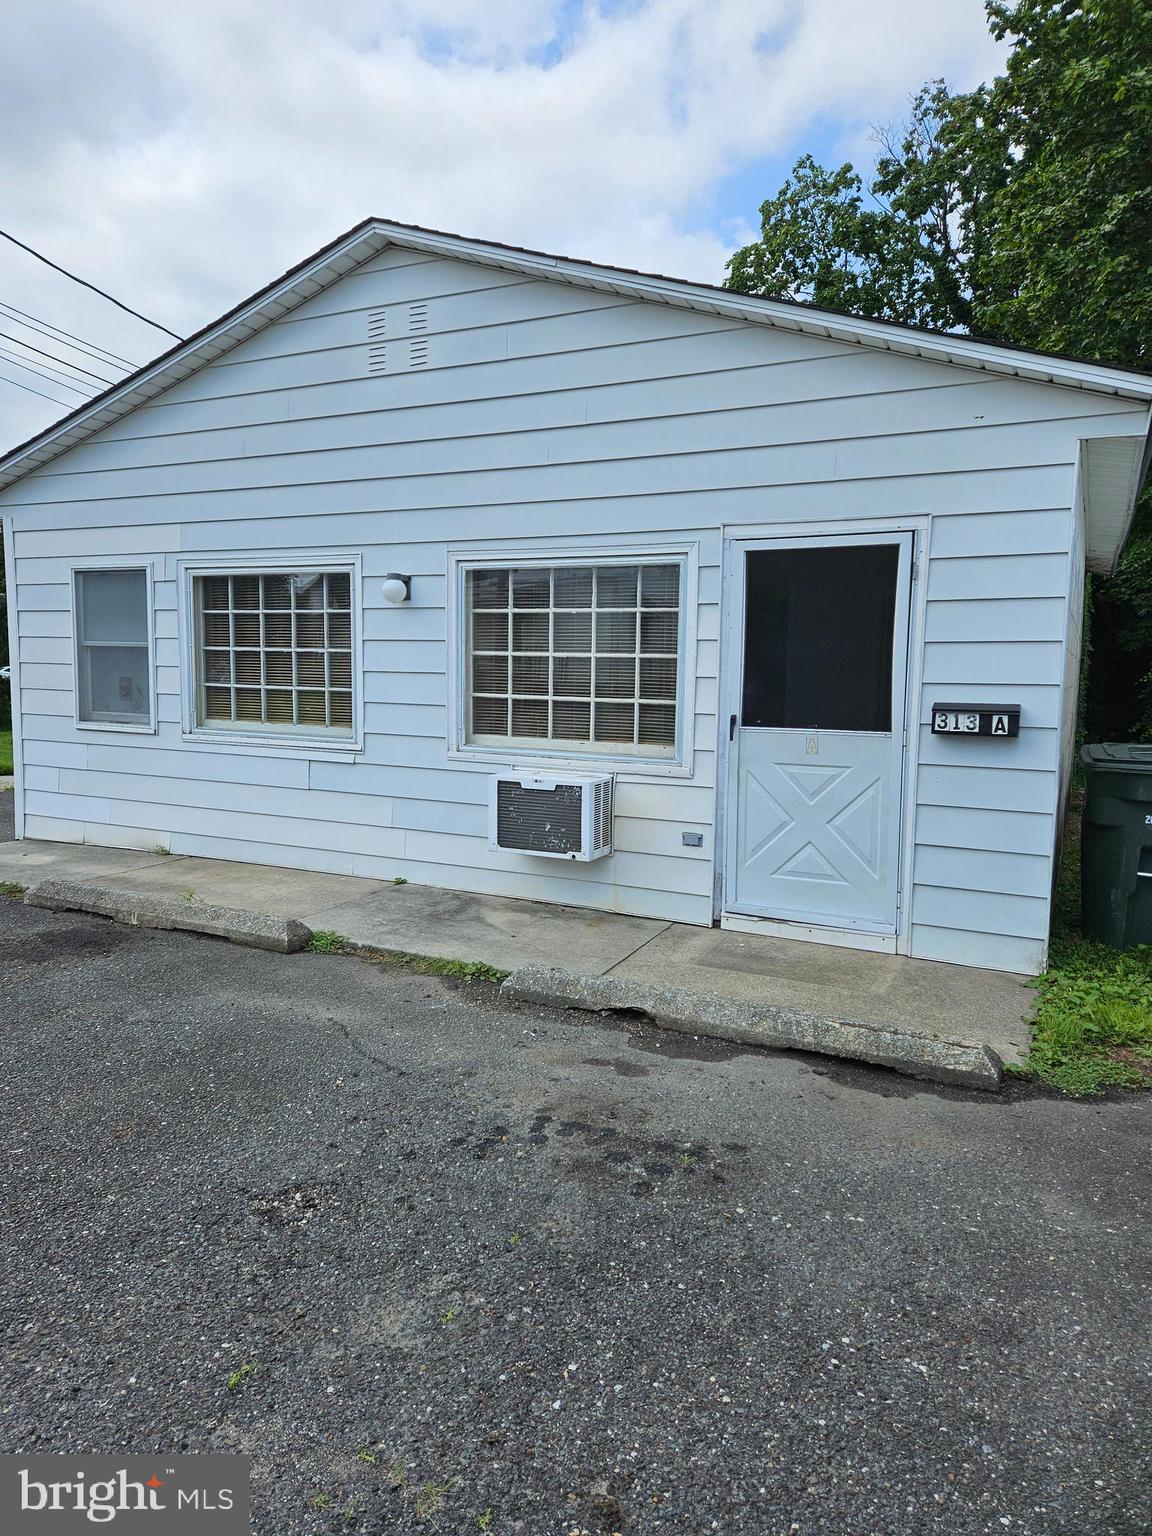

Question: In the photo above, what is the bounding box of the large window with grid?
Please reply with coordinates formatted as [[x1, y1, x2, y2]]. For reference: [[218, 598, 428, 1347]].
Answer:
[[465, 560, 682, 756], [193, 569, 355, 738]]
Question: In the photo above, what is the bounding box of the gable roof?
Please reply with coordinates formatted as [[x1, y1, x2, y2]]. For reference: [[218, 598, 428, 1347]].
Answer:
[[1, 216, 1150, 568]]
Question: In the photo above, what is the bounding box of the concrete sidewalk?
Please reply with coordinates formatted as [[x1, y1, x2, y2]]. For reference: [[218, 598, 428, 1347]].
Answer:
[[0, 824, 1034, 1085]]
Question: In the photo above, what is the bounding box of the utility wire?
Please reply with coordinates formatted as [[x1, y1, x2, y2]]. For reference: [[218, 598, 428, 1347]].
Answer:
[[0, 329, 117, 386], [0, 369, 73, 407], [0, 299, 139, 369], [0, 346, 96, 395], [0, 226, 183, 341]]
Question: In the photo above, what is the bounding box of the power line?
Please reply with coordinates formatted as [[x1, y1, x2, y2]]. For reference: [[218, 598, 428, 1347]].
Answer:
[[0, 329, 117, 386], [0, 226, 183, 341], [0, 300, 139, 369], [0, 346, 96, 396], [0, 370, 73, 407]]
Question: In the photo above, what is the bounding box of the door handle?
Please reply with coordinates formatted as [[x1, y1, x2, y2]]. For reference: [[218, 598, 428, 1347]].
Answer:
[[729, 713, 737, 741]]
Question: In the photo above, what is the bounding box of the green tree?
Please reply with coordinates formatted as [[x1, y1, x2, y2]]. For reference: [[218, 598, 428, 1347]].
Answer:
[[727, 0, 1152, 737]]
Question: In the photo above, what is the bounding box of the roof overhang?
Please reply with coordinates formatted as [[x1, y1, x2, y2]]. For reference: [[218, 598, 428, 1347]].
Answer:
[[1083, 434, 1152, 575], [2, 216, 1151, 564]]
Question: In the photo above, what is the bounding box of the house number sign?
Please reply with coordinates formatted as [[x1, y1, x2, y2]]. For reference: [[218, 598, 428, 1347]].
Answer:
[[931, 702, 1021, 738]]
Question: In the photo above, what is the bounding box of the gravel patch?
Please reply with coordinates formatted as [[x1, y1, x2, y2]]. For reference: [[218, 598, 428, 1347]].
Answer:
[[1, 896, 1148, 1535]]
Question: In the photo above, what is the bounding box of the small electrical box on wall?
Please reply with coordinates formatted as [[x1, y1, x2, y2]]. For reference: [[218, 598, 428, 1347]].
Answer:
[[931, 703, 1021, 738]]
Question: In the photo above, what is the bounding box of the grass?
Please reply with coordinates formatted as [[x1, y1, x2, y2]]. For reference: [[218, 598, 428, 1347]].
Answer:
[[226, 1361, 257, 1392], [1019, 793, 1152, 1095], [308, 929, 346, 954], [379, 950, 509, 984], [0, 730, 11, 776], [0, 881, 24, 899]]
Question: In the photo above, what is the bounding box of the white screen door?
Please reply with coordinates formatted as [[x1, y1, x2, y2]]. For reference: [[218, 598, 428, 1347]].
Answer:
[[724, 533, 913, 933]]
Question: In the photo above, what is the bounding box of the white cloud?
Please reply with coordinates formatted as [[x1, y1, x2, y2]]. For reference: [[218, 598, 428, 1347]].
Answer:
[[0, 0, 1004, 449]]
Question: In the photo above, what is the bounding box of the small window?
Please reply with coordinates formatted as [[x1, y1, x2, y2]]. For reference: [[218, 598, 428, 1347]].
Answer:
[[193, 569, 355, 738], [74, 568, 152, 727], [464, 561, 682, 756]]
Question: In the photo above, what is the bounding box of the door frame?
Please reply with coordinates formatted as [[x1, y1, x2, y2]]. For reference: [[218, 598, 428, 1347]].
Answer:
[[717, 519, 925, 954]]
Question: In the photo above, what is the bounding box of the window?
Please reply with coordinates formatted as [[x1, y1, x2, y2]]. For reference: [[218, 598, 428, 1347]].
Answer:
[[465, 561, 681, 756], [192, 569, 354, 738], [74, 568, 153, 728]]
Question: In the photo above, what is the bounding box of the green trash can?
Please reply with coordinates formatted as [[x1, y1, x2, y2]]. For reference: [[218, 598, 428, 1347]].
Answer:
[[1080, 743, 1152, 948]]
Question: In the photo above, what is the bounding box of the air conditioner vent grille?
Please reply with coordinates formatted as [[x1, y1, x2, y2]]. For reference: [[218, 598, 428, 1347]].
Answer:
[[489, 774, 614, 860], [497, 781, 583, 855]]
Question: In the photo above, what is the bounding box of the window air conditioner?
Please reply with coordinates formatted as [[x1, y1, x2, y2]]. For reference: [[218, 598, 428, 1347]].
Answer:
[[489, 773, 614, 861]]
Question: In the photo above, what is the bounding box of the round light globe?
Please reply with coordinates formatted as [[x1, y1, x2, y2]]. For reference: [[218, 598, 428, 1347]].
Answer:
[[381, 574, 410, 605]]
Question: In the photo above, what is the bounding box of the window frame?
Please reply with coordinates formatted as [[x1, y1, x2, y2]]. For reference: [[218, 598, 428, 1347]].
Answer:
[[448, 544, 698, 776], [71, 562, 157, 734], [178, 554, 363, 754]]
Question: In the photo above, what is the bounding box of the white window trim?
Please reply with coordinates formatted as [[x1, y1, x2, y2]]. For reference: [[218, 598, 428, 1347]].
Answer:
[[177, 553, 364, 755], [70, 562, 157, 735], [447, 543, 699, 778]]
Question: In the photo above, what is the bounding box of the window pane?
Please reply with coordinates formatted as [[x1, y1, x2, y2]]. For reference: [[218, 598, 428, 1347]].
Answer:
[[554, 656, 591, 697], [463, 561, 680, 755], [639, 703, 676, 744], [553, 567, 593, 607], [594, 701, 635, 740], [640, 612, 678, 654], [263, 575, 292, 609], [512, 568, 550, 608], [473, 612, 508, 650], [293, 575, 325, 609], [195, 569, 354, 737], [553, 700, 591, 739], [511, 698, 549, 736], [473, 654, 507, 693], [473, 696, 508, 734], [512, 655, 549, 694], [596, 566, 638, 607], [641, 564, 679, 608], [639, 657, 676, 699], [82, 644, 150, 720], [77, 570, 148, 645], [595, 612, 636, 654], [203, 612, 231, 646], [471, 569, 508, 609], [595, 657, 636, 698], [741, 546, 898, 731], [553, 612, 592, 652], [512, 613, 549, 652]]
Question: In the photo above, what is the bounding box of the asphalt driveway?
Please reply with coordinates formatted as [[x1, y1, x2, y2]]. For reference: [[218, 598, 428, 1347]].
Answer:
[[1, 890, 1148, 1535]]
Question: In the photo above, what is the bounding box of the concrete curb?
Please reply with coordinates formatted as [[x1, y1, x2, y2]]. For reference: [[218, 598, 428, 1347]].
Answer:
[[23, 879, 313, 954], [501, 966, 1003, 1091]]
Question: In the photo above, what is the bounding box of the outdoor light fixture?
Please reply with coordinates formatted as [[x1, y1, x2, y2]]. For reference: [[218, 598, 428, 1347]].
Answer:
[[381, 573, 412, 605]]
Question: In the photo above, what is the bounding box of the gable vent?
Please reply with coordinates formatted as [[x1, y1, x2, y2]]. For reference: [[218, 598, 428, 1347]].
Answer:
[[367, 304, 432, 374]]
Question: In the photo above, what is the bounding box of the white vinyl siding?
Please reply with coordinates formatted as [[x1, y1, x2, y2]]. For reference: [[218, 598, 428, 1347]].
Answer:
[[3, 244, 1149, 960]]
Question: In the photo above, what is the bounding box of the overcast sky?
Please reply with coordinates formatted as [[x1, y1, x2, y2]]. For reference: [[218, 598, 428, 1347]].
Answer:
[[0, 0, 1004, 452]]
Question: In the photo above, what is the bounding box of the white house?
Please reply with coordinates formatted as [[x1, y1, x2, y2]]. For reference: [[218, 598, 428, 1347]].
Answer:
[[3, 219, 1151, 976]]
